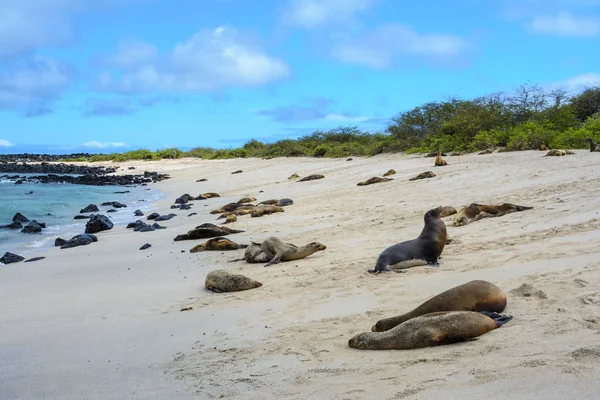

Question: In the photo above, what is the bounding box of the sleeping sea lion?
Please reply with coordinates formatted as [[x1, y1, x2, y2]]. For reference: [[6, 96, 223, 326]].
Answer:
[[173, 223, 244, 241], [544, 149, 574, 156], [453, 203, 533, 226], [237, 236, 326, 267], [298, 174, 324, 182], [383, 169, 396, 177], [237, 197, 256, 204], [368, 206, 446, 274], [205, 270, 262, 293], [250, 205, 284, 217], [357, 177, 393, 186], [409, 171, 436, 181], [190, 237, 248, 252], [439, 206, 457, 218], [288, 173, 299, 180], [258, 199, 279, 206]]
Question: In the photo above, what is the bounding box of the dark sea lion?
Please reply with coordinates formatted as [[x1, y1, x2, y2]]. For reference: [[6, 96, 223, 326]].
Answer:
[[348, 311, 512, 350], [439, 206, 457, 218], [371, 280, 508, 332], [346, 157, 353, 161], [190, 237, 248, 252], [544, 149, 574, 156], [250, 205, 284, 217], [231, 170, 243, 174], [368, 206, 446, 274], [173, 223, 244, 241], [383, 169, 396, 177], [434, 151, 447, 166], [585, 138, 600, 152], [478, 149, 493, 155], [196, 178, 208, 182], [409, 171, 436, 181], [454, 203, 533, 226], [357, 177, 393, 186], [237, 236, 326, 267], [298, 174, 324, 182], [450, 152, 464, 156], [278, 198, 294, 207], [205, 270, 262, 293], [425, 152, 447, 157]]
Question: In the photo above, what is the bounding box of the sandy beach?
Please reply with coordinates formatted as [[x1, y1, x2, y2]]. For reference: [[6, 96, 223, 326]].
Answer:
[[2, 150, 600, 400]]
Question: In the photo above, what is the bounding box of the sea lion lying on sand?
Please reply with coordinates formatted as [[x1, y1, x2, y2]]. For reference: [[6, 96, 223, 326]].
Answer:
[[190, 237, 248, 252], [174, 223, 244, 241], [205, 270, 262, 293], [298, 174, 324, 182], [544, 149, 574, 156], [250, 205, 284, 217], [233, 236, 327, 267], [439, 206, 457, 218], [454, 203, 533, 226], [357, 177, 393, 186], [409, 171, 436, 181], [383, 169, 396, 177]]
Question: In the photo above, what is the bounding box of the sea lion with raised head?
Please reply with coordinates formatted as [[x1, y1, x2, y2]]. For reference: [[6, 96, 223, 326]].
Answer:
[[383, 169, 396, 177], [357, 177, 393, 186], [409, 171, 436, 181], [434, 151, 447, 166], [454, 203, 533, 226], [585, 138, 600, 152], [190, 237, 248, 253], [368, 206, 446, 274], [348, 311, 512, 350], [205, 269, 262, 293], [298, 174, 324, 182], [371, 280, 508, 332], [237, 236, 327, 267]]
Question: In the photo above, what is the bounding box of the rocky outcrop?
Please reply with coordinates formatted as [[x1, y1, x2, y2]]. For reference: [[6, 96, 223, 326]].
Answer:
[[80, 204, 99, 213], [21, 220, 44, 233], [59, 234, 98, 249], [85, 215, 113, 234]]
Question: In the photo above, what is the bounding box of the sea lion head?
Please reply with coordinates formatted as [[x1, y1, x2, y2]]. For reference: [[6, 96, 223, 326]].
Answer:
[[348, 332, 377, 349], [308, 242, 327, 251], [425, 206, 443, 220]]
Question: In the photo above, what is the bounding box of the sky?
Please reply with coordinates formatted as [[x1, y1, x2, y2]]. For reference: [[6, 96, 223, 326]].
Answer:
[[1, 0, 600, 154]]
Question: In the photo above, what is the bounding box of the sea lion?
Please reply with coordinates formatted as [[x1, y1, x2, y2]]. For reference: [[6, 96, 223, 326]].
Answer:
[[174, 223, 244, 241], [278, 198, 294, 207], [409, 171, 436, 181], [383, 169, 396, 177], [348, 311, 512, 350], [439, 206, 457, 218], [231, 170, 243, 174], [197, 192, 220, 199], [368, 206, 446, 274], [454, 203, 533, 226], [450, 152, 464, 156], [585, 138, 600, 152], [288, 173, 299, 180], [425, 152, 447, 157], [224, 214, 237, 224], [298, 174, 324, 182], [211, 203, 253, 214], [258, 199, 279, 206], [237, 197, 256, 204], [346, 157, 353, 161], [190, 237, 248, 252], [478, 149, 493, 155], [205, 269, 262, 293], [357, 177, 393, 186], [238, 236, 326, 266], [371, 280, 508, 332], [539, 142, 548, 151], [250, 205, 284, 217], [434, 151, 447, 166], [196, 178, 208, 182], [217, 207, 255, 219], [544, 149, 574, 156]]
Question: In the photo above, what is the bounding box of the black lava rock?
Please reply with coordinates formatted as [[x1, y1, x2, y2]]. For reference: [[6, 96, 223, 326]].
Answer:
[[21, 220, 43, 233], [85, 215, 113, 234], [13, 213, 29, 223], [140, 243, 151, 250], [1, 252, 25, 264], [134, 210, 144, 216], [80, 204, 99, 213]]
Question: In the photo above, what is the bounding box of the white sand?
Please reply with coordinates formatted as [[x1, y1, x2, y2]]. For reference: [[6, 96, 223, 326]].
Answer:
[[1, 150, 600, 399]]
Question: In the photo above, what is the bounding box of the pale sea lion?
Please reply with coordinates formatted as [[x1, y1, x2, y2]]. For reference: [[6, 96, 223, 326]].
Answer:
[[368, 206, 446, 274], [371, 280, 508, 332], [237, 236, 326, 267], [224, 214, 237, 224], [434, 151, 447, 167], [383, 169, 396, 177], [409, 171, 436, 181], [298, 174, 324, 182], [544, 149, 574, 156], [288, 173, 299, 180], [357, 177, 393, 186], [211, 203, 253, 214], [251, 205, 284, 217], [585, 138, 600, 152], [196, 192, 220, 200], [454, 203, 533, 226], [190, 237, 248, 252], [205, 269, 262, 293], [237, 197, 256, 204], [217, 207, 255, 219], [439, 206, 457, 218], [174, 223, 244, 241], [348, 311, 512, 350]]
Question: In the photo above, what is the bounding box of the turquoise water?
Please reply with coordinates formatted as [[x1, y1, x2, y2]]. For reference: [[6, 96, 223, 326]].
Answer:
[[0, 174, 164, 257]]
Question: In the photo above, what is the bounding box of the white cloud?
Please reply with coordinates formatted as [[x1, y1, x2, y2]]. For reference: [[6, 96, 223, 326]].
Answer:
[[331, 24, 469, 68], [529, 12, 600, 37], [323, 114, 371, 122], [281, 0, 373, 29], [83, 141, 128, 148], [551, 73, 600, 93], [96, 26, 290, 94], [110, 38, 158, 68], [0, 139, 14, 147]]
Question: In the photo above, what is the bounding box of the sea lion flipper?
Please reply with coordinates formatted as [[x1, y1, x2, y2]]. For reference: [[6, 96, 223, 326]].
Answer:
[[439, 335, 478, 345], [229, 258, 245, 263], [479, 311, 513, 327], [207, 286, 224, 293], [264, 255, 281, 267]]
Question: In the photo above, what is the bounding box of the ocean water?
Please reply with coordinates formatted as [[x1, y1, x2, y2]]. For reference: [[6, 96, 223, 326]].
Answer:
[[0, 174, 164, 257]]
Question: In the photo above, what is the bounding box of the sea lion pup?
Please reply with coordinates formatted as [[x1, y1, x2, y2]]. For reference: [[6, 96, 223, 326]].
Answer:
[[224, 214, 237, 224], [288, 173, 299, 180], [368, 206, 446, 274], [236, 197, 256, 204], [250, 205, 284, 217], [434, 151, 447, 166], [231, 170, 243, 174], [453, 203, 534, 226], [298, 174, 324, 182], [173, 223, 244, 241], [357, 177, 393, 186], [190, 237, 248, 252], [383, 169, 396, 177], [348, 311, 512, 350], [585, 138, 600, 152], [205, 269, 262, 293], [239, 236, 327, 266], [371, 280, 508, 332], [409, 171, 436, 181], [478, 149, 493, 155], [544, 149, 574, 156], [258, 199, 279, 206], [439, 206, 457, 218]]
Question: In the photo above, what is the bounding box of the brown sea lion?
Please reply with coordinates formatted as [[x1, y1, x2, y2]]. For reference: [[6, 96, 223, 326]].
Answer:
[[585, 138, 600, 152], [211, 203, 253, 214], [544, 149, 574, 156], [409, 171, 436, 181], [539, 142, 548, 151], [371, 280, 508, 332], [425, 152, 447, 157], [196, 178, 208, 182], [197, 192, 220, 200], [434, 151, 447, 166], [231, 170, 243, 174], [346, 157, 353, 161], [205, 270, 262, 293], [288, 173, 299, 180], [357, 177, 393, 186], [190, 237, 248, 253], [439, 206, 457, 218], [450, 152, 464, 156], [258, 199, 279, 206], [224, 214, 237, 224], [298, 174, 324, 182], [368, 206, 446, 273], [383, 169, 396, 177], [237, 236, 326, 267], [174, 223, 244, 241], [348, 311, 512, 350], [217, 206, 256, 219], [250, 205, 284, 217], [454, 203, 533, 226], [237, 197, 256, 204], [478, 149, 493, 155]]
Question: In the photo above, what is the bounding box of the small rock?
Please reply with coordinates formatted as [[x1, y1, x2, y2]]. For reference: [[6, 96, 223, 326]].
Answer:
[[140, 243, 152, 250], [1, 252, 25, 264]]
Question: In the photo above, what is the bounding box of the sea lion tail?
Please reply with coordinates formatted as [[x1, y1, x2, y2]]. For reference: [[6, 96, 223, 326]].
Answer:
[[480, 311, 513, 327], [517, 205, 533, 211]]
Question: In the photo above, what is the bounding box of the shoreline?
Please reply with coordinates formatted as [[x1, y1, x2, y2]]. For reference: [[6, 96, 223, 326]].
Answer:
[[1, 151, 600, 399]]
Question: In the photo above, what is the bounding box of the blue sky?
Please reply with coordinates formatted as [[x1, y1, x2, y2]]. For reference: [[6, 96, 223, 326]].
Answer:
[[1, 0, 600, 154]]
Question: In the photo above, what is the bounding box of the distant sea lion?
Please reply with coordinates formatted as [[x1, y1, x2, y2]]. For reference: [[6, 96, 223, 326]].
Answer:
[[224, 214, 237, 224], [539, 142, 548, 151], [425, 152, 447, 157], [205, 269, 262, 293], [383, 169, 396, 177], [190, 237, 248, 252], [197, 192, 220, 200], [434, 151, 447, 166], [409, 171, 436, 181], [174, 223, 244, 241], [439, 206, 457, 218], [231, 170, 243, 174], [288, 173, 299, 180], [238, 236, 326, 266], [250, 205, 284, 217], [585, 138, 600, 152], [454, 203, 533, 226], [217, 207, 255, 219], [196, 178, 208, 182], [348, 311, 512, 350], [346, 158, 353, 161], [237, 197, 256, 204], [298, 174, 324, 182], [357, 177, 393, 186], [368, 206, 446, 274], [478, 149, 493, 155], [371, 280, 508, 332], [450, 152, 464, 156], [278, 198, 294, 207], [544, 149, 574, 156], [211, 203, 253, 214], [258, 199, 279, 206]]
